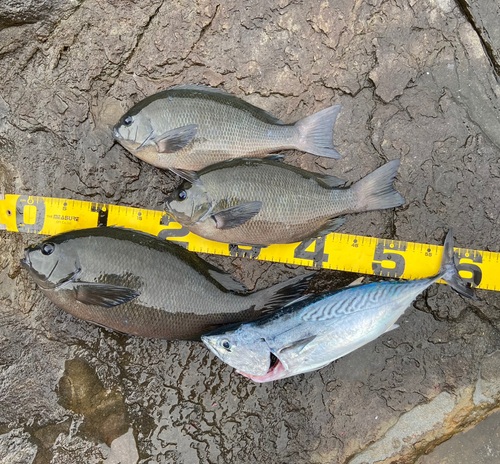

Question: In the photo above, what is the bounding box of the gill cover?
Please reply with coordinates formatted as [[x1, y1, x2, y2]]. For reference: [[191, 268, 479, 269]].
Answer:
[[113, 111, 155, 151], [165, 172, 213, 226], [21, 238, 81, 289]]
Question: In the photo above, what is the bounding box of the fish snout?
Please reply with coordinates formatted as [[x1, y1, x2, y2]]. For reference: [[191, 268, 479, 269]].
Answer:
[[112, 126, 122, 140], [20, 249, 31, 269], [201, 335, 220, 357]]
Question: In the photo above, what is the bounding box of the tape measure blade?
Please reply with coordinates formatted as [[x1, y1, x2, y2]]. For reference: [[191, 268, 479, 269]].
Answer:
[[2, 193, 499, 292]]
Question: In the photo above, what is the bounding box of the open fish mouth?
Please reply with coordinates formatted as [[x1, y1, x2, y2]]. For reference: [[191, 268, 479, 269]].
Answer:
[[237, 352, 286, 383]]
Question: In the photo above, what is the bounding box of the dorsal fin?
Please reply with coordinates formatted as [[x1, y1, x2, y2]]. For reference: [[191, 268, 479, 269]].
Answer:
[[313, 172, 346, 188]]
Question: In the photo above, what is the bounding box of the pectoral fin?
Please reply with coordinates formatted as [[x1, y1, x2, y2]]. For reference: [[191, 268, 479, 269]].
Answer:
[[154, 124, 198, 153], [279, 335, 317, 355], [74, 283, 140, 308], [212, 202, 262, 229]]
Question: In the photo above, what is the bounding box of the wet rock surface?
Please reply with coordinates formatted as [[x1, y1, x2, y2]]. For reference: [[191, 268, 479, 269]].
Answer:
[[0, 0, 499, 463]]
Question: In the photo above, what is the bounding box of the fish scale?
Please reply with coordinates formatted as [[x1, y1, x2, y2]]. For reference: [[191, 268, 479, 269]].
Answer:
[[153, 92, 291, 157]]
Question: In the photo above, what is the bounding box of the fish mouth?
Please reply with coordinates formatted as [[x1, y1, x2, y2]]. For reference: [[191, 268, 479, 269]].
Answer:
[[20, 248, 81, 290], [20, 246, 35, 270], [19, 249, 30, 269], [19, 250, 59, 289], [237, 352, 286, 383], [112, 126, 122, 140], [164, 200, 172, 214], [201, 335, 221, 359]]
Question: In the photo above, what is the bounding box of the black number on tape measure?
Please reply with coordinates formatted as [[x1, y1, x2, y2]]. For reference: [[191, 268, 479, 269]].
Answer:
[[229, 244, 264, 259], [90, 204, 108, 227], [372, 241, 406, 278], [455, 251, 482, 287], [157, 227, 190, 249], [294, 236, 329, 268], [15, 196, 46, 234], [97, 209, 108, 227]]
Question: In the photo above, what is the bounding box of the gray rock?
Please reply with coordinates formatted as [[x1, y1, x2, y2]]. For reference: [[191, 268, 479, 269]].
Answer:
[[0, 0, 499, 463], [0, 0, 82, 29], [457, 0, 500, 77]]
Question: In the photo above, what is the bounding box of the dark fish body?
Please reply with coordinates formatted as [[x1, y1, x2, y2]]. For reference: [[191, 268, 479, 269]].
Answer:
[[165, 158, 405, 246], [202, 230, 477, 382], [20, 228, 312, 340], [113, 85, 342, 170]]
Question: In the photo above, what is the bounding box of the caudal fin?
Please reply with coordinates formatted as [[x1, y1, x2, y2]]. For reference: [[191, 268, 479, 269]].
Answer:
[[439, 229, 479, 299], [253, 273, 315, 315], [295, 105, 342, 159], [351, 159, 405, 212]]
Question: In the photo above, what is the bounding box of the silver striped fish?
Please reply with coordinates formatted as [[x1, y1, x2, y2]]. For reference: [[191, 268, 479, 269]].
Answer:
[[202, 230, 478, 382]]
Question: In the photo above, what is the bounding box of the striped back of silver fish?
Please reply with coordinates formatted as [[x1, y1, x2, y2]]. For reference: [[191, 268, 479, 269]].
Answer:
[[300, 279, 436, 322]]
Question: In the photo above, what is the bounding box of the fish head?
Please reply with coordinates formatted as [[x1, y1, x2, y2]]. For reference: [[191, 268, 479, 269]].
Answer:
[[202, 326, 273, 377], [20, 236, 81, 290], [165, 178, 212, 226], [113, 108, 154, 153]]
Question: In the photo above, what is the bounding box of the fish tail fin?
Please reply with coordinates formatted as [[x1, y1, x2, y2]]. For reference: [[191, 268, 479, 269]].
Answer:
[[294, 105, 342, 159], [351, 159, 405, 212], [252, 273, 315, 315], [439, 229, 479, 299]]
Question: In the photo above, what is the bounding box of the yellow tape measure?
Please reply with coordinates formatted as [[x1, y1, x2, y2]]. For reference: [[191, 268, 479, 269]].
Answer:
[[0, 194, 496, 291]]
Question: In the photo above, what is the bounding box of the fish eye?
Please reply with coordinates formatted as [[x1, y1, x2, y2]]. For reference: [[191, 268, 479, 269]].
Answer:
[[123, 116, 133, 126], [178, 190, 187, 201], [222, 340, 231, 350], [42, 243, 55, 255]]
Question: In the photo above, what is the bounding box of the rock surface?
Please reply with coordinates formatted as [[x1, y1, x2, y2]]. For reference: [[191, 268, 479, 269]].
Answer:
[[1, 0, 500, 463], [417, 408, 500, 463]]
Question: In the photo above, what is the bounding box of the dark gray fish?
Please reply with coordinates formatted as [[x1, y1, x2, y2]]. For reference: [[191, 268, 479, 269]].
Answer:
[[164, 158, 405, 246], [202, 230, 478, 382], [20, 227, 313, 340], [113, 84, 342, 171]]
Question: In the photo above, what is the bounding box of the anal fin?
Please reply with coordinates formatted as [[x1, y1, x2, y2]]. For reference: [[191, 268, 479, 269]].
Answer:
[[304, 217, 346, 240]]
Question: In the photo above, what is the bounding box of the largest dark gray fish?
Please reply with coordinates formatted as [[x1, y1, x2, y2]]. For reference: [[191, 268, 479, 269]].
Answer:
[[19, 227, 312, 340], [113, 84, 342, 171]]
